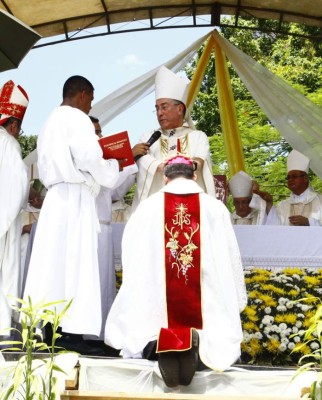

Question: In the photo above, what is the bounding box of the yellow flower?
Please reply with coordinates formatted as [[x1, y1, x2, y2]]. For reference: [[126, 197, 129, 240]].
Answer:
[[248, 290, 260, 299], [266, 338, 281, 353], [282, 267, 304, 275], [243, 306, 259, 322], [258, 293, 277, 307], [305, 310, 316, 320], [243, 305, 257, 316], [243, 321, 259, 331], [261, 284, 285, 295], [304, 276, 321, 287], [294, 343, 311, 355], [252, 275, 270, 283], [252, 268, 271, 275], [241, 338, 262, 357], [275, 313, 297, 324], [287, 289, 299, 297]]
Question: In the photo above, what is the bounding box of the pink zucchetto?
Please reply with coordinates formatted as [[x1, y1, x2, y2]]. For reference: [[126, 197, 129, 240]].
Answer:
[[164, 155, 194, 167]]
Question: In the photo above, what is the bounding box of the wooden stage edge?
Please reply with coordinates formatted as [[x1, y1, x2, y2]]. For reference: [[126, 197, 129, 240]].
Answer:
[[61, 391, 298, 400]]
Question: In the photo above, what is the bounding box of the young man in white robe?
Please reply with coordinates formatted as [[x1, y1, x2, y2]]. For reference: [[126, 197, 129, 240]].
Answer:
[[132, 65, 216, 211], [23, 76, 135, 355], [0, 80, 29, 333], [105, 155, 247, 388]]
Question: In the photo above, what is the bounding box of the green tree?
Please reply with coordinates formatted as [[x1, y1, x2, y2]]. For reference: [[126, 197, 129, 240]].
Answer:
[[18, 134, 37, 159], [186, 18, 322, 207]]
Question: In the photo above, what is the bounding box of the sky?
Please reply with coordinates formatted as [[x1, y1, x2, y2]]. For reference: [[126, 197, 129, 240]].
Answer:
[[1, 25, 213, 145]]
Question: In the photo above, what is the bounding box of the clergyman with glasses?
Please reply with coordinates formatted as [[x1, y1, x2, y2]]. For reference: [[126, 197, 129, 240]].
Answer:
[[275, 149, 322, 226], [132, 65, 216, 211]]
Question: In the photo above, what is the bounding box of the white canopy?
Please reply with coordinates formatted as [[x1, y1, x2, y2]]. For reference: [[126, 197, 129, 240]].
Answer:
[[91, 30, 322, 180], [25, 30, 322, 180]]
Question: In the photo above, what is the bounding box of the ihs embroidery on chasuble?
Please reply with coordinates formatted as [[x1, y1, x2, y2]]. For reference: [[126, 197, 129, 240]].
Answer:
[[165, 200, 199, 285], [158, 192, 202, 352]]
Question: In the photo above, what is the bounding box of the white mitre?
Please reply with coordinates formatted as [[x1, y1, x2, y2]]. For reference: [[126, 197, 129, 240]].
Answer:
[[155, 66, 195, 129], [229, 171, 253, 198], [155, 65, 189, 105], [287, 150, 310, 173]]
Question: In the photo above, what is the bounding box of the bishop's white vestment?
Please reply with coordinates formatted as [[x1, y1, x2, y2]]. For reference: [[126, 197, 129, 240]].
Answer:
[[132, 124, 216, 211], [23, 106, 127, 336], [231, 194, 268, 225], [105, 178, 247, 371], [0, 126, 28, 331], [276, 187, 322, 226]]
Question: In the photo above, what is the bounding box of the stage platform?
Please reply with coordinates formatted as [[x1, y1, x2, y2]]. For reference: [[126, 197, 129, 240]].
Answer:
[[0, 353, 317, 399], [61, 357, 316, 400]]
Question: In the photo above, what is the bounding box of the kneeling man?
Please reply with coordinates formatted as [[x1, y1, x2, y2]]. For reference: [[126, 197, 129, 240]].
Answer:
[[105, 155, 247, 387]]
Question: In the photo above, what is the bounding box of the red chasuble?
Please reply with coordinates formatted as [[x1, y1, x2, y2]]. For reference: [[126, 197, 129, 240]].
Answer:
[[157, 192, 203, 352]]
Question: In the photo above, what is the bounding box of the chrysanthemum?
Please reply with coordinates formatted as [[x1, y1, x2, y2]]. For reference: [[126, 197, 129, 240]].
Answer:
[[304, 276, 321, 287], [258, 293, 277, 307], [266, 338, 281, 353], [243, 321, 259, 331]]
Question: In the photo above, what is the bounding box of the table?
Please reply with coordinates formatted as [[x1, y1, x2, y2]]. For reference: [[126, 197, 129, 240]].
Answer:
[[112, 223, 322, 268]]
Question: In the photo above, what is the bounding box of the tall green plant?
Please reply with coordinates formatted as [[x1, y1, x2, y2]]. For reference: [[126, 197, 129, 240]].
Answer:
[[0, 296, 73, 400], [292, 299, 322, 400]]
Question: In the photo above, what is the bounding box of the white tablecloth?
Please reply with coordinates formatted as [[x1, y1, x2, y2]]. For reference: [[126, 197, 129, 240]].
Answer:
[[234, 225, 322, 268], [78, 358, 316, 398], [112, 223, 322, 268]]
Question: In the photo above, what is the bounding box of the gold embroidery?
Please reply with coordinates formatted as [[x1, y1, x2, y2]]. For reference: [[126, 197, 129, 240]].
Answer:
[[165, 202, 199, 284], [290, 202, 313, 218], [172, 203, 190, 228], [160, 133, 190, 160], [160, 136, 168, 160], [179, 135, 189, 155]]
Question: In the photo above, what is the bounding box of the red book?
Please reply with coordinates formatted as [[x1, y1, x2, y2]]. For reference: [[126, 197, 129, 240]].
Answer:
[[98, 130, 135, 168]]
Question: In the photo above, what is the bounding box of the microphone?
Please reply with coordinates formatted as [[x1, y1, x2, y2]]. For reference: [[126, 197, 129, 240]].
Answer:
[[134, 130, 162, 162]]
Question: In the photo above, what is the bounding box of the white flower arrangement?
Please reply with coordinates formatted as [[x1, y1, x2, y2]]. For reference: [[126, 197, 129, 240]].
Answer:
[[241, 267, 322, 365]]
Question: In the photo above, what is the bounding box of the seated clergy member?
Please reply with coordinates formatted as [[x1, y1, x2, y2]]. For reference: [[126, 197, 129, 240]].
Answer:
[[276, 149, 322, 226], [229, 171, 273, 225], [105, 155, 247, 388]]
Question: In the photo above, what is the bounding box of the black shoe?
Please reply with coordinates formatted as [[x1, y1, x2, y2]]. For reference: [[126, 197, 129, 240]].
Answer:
[[55, 333, 106, 356], [158, 351, 180, 388], [84, 340, 120, 357], [143, 340, 158, 361], [178, 330, 199, 386]]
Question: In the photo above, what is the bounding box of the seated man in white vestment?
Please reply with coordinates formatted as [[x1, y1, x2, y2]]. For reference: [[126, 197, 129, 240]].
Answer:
[[229, 170, 273, 225], [23, 76, 136, 356], [132, 65, 216, 211], [275, 149, 322, 226], [0, 80, 29, 334], [105, 155, 247, 388]]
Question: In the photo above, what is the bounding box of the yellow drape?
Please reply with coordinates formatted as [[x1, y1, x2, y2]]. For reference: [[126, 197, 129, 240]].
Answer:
[[187, 30, 245, 176], [213, 33, 244, 174], [186, 34, 215, 109]]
